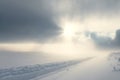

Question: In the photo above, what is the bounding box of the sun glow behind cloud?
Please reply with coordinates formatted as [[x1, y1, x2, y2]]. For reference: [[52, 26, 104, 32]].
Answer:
[[63, 23, 75, 38], [59, 18, 85, 40], [0, 0, 120, 60], [0, 16, 115, 58], [0, 14, 119, 58]]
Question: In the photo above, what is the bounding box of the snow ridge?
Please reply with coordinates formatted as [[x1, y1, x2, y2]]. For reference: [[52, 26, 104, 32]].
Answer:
[[0, 58, 92, 80]]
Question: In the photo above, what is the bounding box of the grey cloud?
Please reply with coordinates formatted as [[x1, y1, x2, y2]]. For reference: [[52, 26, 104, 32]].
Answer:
[[90, 29, 120, 50], [80, 0, 119, 12], [28, 0, 120, 19], [74, 0, 120, 17], [54, 0, 120, 18], [40, 0, 120, 21], [0, 0, 61, 43]]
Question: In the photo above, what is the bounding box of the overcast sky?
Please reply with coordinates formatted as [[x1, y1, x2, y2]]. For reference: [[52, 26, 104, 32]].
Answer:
[[0, 0, 120, 57]]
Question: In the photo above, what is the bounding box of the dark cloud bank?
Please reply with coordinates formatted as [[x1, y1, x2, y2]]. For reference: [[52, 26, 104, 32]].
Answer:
[[90, 29, 120, 50], [0, 0, 61, 43]]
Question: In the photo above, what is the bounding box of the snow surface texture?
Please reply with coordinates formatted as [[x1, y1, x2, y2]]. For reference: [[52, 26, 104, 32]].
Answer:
[[39, 54, 120, 80], [0, 58, 92, 80], [108, 52, 120, 72]]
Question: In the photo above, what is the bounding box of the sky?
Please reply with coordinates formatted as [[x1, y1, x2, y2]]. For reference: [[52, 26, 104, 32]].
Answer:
[[0, 0, 120, 58]]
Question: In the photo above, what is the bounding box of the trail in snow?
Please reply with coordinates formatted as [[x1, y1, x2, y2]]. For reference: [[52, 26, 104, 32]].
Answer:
[[0, 57, 92, 80]]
